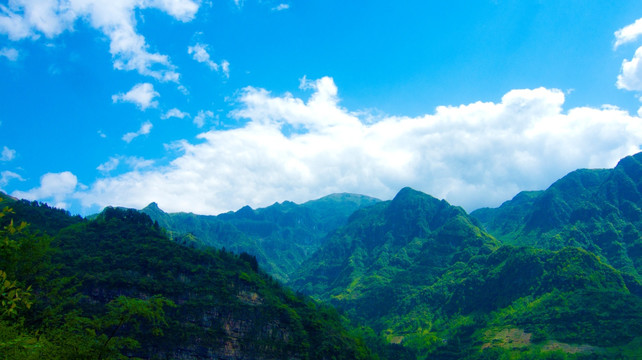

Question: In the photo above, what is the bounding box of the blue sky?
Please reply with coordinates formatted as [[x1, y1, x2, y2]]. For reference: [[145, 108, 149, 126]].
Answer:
[[2, 0, 642, 215]]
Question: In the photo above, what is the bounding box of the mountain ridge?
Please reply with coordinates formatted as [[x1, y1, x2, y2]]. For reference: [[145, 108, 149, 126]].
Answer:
[[141, 192, 381, 282]]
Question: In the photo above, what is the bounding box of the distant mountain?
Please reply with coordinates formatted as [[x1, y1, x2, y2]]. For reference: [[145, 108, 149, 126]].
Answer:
[[1, 199, 375, 359], [472, 152, 642, 278], [142, 193, 381, 281], [291, 187, 642, 358]]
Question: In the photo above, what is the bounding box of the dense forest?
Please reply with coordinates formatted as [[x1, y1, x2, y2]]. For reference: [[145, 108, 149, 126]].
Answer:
[[0, 195, 374, 359], [3, 152, 642, 359]]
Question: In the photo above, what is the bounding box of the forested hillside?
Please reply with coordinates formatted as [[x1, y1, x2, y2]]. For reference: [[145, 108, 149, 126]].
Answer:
[[472, 152, 642, 278], [142, 193, 380, 282], [291, 187, 642, 359], [0, 194, 375, 359], [4, 153, 642, 359]]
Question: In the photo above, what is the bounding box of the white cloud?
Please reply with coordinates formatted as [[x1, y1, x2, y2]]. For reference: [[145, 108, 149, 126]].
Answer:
[[112, 83, 159, 110], [122, 121, 153, 142], [0, 47, 18, 61], [12, 171, 77, 209], [616, 18, 642, 92], [0, 171, 23, 188], [188, 43, 218, 70], [615, 18, 642, 49], [188, 43, 229, 76], [177, 85, 189, 95], [221, 60, 230, 78], [125, 156, 154, 170], [97, 157, 120, 174], [162, 108, 190, 119], [272, 4, 290, 11], [0, 0, 200, 81], [68, 76, 642, 215], [1, 146, 16, 161], [193, 110, 214, 128], [617, 47, 642, 91], [97, 155, 154, 174]]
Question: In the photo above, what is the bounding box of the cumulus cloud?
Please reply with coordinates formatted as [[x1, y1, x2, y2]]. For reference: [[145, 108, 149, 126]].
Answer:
[[122, 121, 153, 143], [12, 171, 77, 209], [0, 47, 18, 61], [112, 83, 159, 110], [162, 108, 190, 119], [0, 0, 200, 81], [67, 76, 642, 215], [193, 110, 214, 128], [617, 47, 642, 91], [1, 146, 16, 161], [614, 18, 642, 49], [616, 18, 642, 91], [188, 43, 229, 77]]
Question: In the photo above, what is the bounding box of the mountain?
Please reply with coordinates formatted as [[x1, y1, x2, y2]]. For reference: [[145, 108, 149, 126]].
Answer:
[[471, 152, 642, 279], [142, 193, 381, 281], [6, 152, 642, 359], [291, 187, 642, 359], [0, 196, 375, 359], [291, 187, 499, 308], [0, 192, 84, 234], [290, 189, 499, 343], [421, 245, 642, 359]]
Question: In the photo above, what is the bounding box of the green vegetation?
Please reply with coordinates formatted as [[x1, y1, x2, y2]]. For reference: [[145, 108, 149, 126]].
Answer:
[[291, 187, 642, 359], [0, 196, 376, 359], [5, 152, 642, 359], [472, 153, 642, 279], [142, 193, 380, 281]]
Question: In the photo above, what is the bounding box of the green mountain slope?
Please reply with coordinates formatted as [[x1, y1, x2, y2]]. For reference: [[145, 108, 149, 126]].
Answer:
[[290, 189, 499, 343], [423, 245, 642, 359], [142, 193, 380, 281], [291, 187, 642, 359], [471, 152, 642, 278], [0, 192, 84, 234], [291, 187, 498, 305], [1, 197, 375, 359]]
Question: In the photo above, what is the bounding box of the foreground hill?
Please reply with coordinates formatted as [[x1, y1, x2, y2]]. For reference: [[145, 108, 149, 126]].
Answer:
[[472, 152, 642, 279], [291, 187, 642, 359], [142, 193, 380, 281], [0, 194, 375, 359]]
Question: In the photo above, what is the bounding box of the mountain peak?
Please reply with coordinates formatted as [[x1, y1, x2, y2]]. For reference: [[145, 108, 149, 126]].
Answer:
[[144, 202, 160, 210], [142, 202, 166, 215], [388, 187, 459, 225]]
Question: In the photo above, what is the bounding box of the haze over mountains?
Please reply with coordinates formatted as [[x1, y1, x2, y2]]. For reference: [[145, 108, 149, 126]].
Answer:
[[4, 152, 642, 359]]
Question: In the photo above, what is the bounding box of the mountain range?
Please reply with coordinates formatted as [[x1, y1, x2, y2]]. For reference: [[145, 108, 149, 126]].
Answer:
[[141, 193, 380, 282], [3, 152, 642, 359]]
